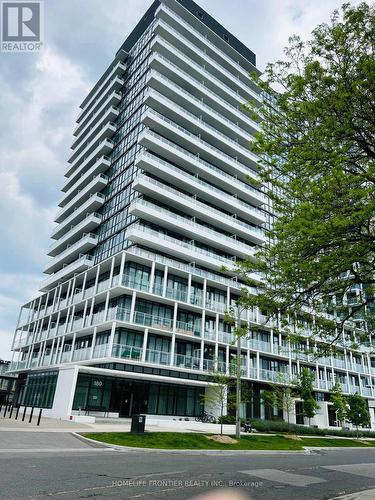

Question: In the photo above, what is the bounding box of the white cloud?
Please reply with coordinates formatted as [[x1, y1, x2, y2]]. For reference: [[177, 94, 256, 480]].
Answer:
[[0, 47, 90, 359]]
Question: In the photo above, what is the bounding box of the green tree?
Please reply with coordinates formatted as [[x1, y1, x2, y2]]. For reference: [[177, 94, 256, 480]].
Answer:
[[330, 380, 347, 426], [347, 393, 371, 437], [202, 371, 232, 435], [296, 368, 319, 424], [238, 2, 375, 349], [261, 389, 277, 420]]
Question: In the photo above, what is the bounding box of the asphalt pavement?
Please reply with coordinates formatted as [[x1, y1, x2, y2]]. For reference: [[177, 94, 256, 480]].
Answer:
[[1, 430, 375, 499]]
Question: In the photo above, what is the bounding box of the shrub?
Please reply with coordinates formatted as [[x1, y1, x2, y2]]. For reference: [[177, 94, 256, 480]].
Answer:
[[249, 418, 375, 438], [218, 415, 236, 424]]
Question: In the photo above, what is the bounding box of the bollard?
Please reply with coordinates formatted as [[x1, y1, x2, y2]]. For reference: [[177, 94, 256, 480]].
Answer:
[[37, 408, 42, 426], [0, 404, 2, 416], [3, 404, 8, 418], [22, 406, 27, 422], [29, 407, 34, 424], [9, 404, 14, 419], [15, 406, 20, 420]]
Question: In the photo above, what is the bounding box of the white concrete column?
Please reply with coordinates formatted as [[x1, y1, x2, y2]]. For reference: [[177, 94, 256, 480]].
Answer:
[[130, 290, 137, 322], [141, 328, 149, 362], [149, 261, 156, 293], [162, 266, 168, 297], [108, 321, 117, 358]]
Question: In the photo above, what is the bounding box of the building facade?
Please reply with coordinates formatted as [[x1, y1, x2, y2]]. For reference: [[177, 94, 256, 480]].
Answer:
[[0, 360, 17, 404], [9, 0, 375, 427]]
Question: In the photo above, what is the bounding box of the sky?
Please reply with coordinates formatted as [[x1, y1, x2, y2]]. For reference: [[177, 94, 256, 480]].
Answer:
[[0, 0, 363, 360]]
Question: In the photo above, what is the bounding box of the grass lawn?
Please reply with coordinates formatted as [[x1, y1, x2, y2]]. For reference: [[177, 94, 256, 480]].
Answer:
[[82, 432, 375, 450], [83, 432, 303, 450]]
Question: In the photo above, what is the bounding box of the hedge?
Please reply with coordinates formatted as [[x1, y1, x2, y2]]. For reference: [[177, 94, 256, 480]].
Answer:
[[249, 418, 375, 438]]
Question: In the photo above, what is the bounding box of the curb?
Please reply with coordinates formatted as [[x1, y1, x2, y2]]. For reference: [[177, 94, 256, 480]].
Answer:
[[74, 433, 314, 455]]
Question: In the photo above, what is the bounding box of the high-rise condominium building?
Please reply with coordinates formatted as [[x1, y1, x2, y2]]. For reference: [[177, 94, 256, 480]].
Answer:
[[9, 0, 375, 427]]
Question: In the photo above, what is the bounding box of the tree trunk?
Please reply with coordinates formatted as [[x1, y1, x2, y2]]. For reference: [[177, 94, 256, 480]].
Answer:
[[220, 404, 223, 436]]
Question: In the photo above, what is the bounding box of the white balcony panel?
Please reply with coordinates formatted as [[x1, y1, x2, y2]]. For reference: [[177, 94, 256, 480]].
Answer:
[[142, 108, 258, 174], [56, 175, 108, 221], [138, 131, 265, 206], [77, 76, 124, 125], [132, 167, 265, 244], [72, 105, 119, 151], [154, 19, 261, 103], [142, 108, 259, 172], [133, 170, 263, 225], [44, 234, 98, 274], [129, 199, 256, 258], [61, 155, 111, 195], [51, 194, 105, 239], [40, 256, 94, 292], [65, 138, 114, 179], [151, 36, 253, 113], [68, 122, 116, 165], [48, 213, 101, 256], [147, 69, 258, 141], [144, 89, 256, 160], [126, 224, 236, 272], [149, 54, 258, 136], [156, 5, 260, 92]]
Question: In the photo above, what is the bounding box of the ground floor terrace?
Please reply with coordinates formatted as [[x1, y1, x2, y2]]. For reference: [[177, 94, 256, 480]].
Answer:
[[10, 364, 375, 431]]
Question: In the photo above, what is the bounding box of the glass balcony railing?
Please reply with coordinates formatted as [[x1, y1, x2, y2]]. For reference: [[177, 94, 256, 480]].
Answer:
[[176, 320, 201, 337], [174, 353, 201, 370], [146, 349, 170, 365], [92, 343, 108, 359], [112, 344, 142, 361], [128, 223, 235, 266]]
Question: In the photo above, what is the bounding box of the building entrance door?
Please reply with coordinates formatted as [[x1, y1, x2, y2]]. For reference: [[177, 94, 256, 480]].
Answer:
[[119, 389, 134, 417]]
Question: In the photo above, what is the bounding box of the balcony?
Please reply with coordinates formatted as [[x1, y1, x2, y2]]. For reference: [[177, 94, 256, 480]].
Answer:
[[138, 129, 264, 205], [146, 348, 170, 365], [44, 233, 98, 274], [65, 138, 114, 179], [147, 70, 256, 144], [126, 223, 236, 272], [144, 88, 256, 163], [51, 193, 105, 239], [150, 52, 259, 138], [127, 246, 247, 291], [68, 122, 116, 170], [157, 5, 260, 96], [40, 255, 94, 291], [77, 76, 124, 125], [112, 343, 143, 361], [259, 369, 289, 383], [249, 339, 272, 353], [56, 175, 108, 222], [48, 213, 101, 256], [174, 353, 201, 370], [62, 155, 111, 194], [72, 347, 92, 362], [133, 310, 173, 331], [142, 108, 259, 172], [92, 344, 108, 358], [154, 17, 260, 104], [135, 150, 265, 220], [176, 319, 201, 337], [129, 199, 257, 258], [73, 105, 119, 151], [151, 35, 256, 115], [133, 171, 264, 228]]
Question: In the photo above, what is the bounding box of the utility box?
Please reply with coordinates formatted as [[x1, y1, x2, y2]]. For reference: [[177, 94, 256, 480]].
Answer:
[[131, 414, 146, 433]]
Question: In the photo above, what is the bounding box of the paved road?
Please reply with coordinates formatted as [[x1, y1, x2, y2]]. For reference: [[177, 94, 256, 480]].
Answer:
[[1, 432, 375, 499]]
